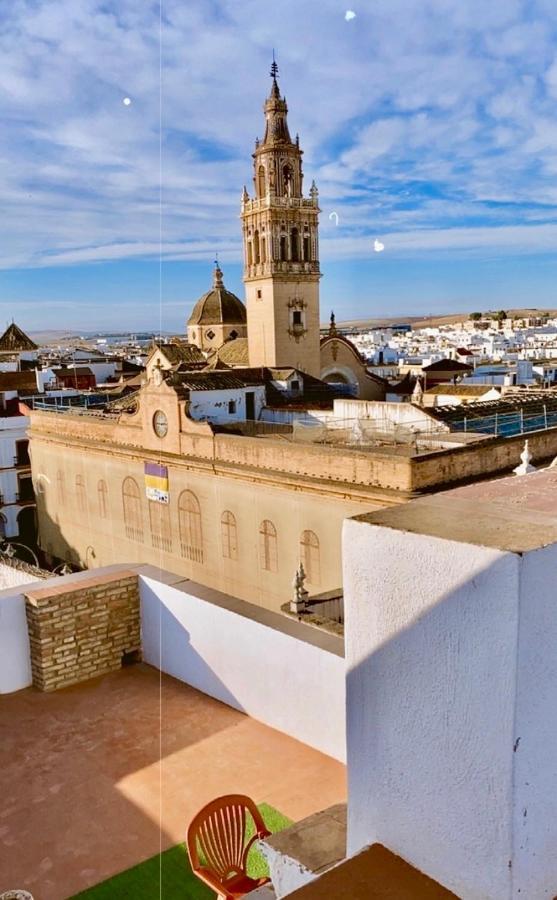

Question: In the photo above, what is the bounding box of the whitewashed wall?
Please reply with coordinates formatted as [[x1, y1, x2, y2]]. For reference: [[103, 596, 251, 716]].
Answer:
[[0, 590, 32, 693], [343, 518, 557, 900], [189, 385, 266, 424], [77, 361, 117, 384], [139, 574, 345, 761]]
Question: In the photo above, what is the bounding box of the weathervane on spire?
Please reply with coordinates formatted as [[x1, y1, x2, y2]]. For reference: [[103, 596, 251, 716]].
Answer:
[[270, 50, 279, 80]]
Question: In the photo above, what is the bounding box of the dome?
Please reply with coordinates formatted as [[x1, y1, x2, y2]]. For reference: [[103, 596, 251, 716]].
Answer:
[[188, 265, 247, 327]]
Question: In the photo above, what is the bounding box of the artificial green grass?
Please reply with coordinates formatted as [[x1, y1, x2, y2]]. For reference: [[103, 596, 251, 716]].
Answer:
[[70, 803, 292, 899]]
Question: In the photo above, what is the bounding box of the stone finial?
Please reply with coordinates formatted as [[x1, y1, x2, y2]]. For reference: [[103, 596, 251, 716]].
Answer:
[[242, 185, 249, 204], [290, 562, 308, 613], [309, 180, 319, 201], [329, 310, 337, 337], [514, 439, 536, 476], [213, 261, 224, 289]]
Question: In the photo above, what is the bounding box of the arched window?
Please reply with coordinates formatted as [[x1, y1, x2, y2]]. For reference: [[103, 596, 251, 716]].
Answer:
[[254, 230, 260, 264], [56, 470, 65, 506], [260, 232, 267, 263], [291, 227, 299, 262], [221, 510, 238, 560], [178, 490, 203, 562], [300, 530, 320, 586], [75, 474, 86, 513], [247, 241, 253, 266], [257, 165, 266, 197], [97, 479, 108, 519], [283, 165, 292, 196], [149, 501, 172, 552], [303, 231, 310, 261], [122, 476, 143, 542], [259, 519, 277, 572], [280, 235, 288, 262]]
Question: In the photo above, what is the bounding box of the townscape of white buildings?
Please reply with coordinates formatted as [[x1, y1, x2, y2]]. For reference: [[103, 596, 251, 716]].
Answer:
[[347, 312, 557, 389]]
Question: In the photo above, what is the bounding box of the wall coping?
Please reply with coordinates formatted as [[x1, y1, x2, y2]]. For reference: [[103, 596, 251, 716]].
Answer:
[[137, 564, 345, 658], [13, 561, 344, 658]]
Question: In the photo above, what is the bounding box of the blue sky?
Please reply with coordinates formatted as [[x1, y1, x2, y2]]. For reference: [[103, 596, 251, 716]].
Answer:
[[1, 0, 557, 331]]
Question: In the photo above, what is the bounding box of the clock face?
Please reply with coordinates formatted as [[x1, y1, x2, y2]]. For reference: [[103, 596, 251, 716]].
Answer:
[[153, 409, 168, 438]]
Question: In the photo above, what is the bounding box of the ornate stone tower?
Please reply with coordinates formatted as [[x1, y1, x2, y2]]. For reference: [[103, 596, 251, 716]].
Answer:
[[241, 61, 321, 376]]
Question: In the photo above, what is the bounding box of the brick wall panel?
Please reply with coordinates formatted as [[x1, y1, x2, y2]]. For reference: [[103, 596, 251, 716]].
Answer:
[[24, 573, 141, 692]]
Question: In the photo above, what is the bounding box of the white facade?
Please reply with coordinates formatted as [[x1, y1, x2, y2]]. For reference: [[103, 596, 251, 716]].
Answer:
[[0, 579, 38, 693], [188, 384, 266, 423], [343, 481, 557, 899], [0, 415, 34, 538], [67, 361, 117, 384]]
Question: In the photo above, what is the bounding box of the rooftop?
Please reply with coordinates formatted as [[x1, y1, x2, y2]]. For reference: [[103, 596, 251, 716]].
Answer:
[[357, 466, 557, 553], [0, 322, 38, 353], [1, 664, 345, 899]]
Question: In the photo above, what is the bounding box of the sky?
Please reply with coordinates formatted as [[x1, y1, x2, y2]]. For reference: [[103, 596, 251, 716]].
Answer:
[[1, 0, 557, 331]]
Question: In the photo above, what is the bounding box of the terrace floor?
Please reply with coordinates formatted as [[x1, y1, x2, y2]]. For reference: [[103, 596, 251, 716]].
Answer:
[[1, 664, 346, 900]]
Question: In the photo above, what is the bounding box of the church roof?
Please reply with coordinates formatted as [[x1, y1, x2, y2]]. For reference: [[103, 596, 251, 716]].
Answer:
[[0, 322, 38, 353], [188, 266, 247, 328], [206, 337, 249, 368], [152, 341, 205, 367], [169, 371, 248, 396]]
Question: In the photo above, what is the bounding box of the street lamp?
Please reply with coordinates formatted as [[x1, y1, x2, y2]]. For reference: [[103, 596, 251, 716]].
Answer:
[[1, 541, 40, 567]]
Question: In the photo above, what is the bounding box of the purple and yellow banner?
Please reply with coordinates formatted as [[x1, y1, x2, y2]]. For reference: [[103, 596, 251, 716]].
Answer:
[[144, 462, 169, 504]]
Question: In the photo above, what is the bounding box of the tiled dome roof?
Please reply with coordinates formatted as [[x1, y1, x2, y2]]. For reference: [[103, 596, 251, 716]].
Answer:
[[188, 266, 247, 327]]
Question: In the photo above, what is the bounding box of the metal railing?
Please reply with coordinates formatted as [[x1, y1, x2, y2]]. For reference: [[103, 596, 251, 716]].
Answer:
[[456, 405, 557, 437]]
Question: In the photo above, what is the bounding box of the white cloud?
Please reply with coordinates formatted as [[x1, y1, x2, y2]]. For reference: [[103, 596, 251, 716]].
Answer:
[[0, 0, 556, 275]]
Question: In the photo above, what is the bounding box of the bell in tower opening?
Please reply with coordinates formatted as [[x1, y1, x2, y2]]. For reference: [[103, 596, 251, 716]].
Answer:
[[241, 58, 322, 377]]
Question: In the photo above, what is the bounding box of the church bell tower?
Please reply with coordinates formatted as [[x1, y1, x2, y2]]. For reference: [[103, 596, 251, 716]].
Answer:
[[241, 60, 321, 376]]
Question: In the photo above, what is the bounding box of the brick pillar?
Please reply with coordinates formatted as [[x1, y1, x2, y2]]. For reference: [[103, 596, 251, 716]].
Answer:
[[25, 570, 141, 691]]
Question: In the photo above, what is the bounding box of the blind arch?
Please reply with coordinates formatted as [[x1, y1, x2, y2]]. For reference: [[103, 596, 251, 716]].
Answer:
[[122, 476, 143, 542], [259, 519, 278, 572], [178, 490, 203, 563]]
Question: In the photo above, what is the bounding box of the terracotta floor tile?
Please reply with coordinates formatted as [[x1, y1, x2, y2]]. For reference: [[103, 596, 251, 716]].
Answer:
[[0, 664, 345, 900]]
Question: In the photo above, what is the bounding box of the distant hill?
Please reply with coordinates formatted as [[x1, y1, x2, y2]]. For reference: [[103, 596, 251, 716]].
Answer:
[[330, 308, 557, 331]]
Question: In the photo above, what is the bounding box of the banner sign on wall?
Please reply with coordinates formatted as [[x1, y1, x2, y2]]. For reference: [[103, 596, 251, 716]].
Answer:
[[144, 462, 169, 504]]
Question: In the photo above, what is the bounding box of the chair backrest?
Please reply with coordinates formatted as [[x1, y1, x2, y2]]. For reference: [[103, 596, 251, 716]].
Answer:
[[187, 794, 266, 881]]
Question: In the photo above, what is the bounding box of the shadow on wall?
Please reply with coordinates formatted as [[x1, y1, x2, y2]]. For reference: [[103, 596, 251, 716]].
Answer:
[[141, 579, 245, 713], [34, 506, 89, 571], [345, 541, 557, 900]]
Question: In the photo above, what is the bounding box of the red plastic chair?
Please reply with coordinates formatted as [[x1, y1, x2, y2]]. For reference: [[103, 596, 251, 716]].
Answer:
[[186, 794, 272, 899]]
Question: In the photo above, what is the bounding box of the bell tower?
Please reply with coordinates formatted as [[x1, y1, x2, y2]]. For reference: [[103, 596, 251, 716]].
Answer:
[[241, 60, 321, 376]]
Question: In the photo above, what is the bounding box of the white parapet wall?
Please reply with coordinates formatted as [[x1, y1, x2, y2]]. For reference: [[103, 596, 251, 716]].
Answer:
[[139, 569, 346, 762], [0, 563, 54, 693], [343, 479, 557, 900]]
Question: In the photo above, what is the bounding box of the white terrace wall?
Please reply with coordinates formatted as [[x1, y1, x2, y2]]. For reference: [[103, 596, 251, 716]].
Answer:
[[0, 564, 53, 693], [343, 518, 557, 900], [139, 571, 346, 762], [0, 588, 33, 693]]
